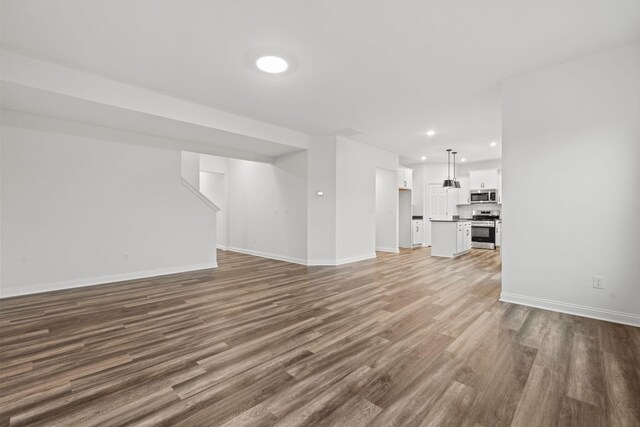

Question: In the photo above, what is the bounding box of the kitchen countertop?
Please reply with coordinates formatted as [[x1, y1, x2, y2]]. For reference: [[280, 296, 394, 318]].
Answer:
[[430, 219, 472, 222]]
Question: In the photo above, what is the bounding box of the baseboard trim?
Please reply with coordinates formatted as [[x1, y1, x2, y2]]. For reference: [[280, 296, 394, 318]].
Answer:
[[375, 246, 399, 254], [307, 253, 377, 266], [500, 292, 640, 328], [226, 247, 307, 266], [0, 261, 219, 299], [227, 247, 378, 267], [334, 253, 377, 266], [216, 244, 228, 250]]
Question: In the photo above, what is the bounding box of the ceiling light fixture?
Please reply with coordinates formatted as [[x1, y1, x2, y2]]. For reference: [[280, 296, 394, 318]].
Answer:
[[490, 141, 497, 147], [426, 130, 436, 137], [452, 151, 461, 188], [421, 156, 427, 161], [442, 149, 455, 188], [461, 158, 466, 162], [256, 56, 289, 73]]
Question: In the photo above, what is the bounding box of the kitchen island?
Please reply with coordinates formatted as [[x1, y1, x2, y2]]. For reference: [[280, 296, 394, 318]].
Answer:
[[431, 219, 472, 257]]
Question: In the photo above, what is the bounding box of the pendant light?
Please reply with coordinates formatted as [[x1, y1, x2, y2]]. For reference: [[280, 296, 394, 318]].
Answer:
[[452, 151, 461, 188], [442, 149, 455, 188]]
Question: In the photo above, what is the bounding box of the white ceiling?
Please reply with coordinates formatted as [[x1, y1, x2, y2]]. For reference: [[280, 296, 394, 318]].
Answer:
[[2, 0, 639, 162]]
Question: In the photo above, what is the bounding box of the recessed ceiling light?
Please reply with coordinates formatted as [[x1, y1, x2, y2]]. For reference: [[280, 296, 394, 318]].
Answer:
[[461, 158, 466, 162], [256, 56, 289, 73], [426, 130, 436, 137], [490, 141, 497, 147], [421, 156, 427, 161]]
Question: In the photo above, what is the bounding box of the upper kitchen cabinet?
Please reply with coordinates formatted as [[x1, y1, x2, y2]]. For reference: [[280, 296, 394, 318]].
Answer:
[[470, 169, 499, 190], [398, 167, 413, 190], [498, 172, 503, 204], [457, 176, 470, 205]]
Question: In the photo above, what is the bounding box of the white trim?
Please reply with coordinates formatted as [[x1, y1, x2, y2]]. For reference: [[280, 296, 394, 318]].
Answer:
[[376, 247, 400, 254], [334, 253, 377, 266], [306, 259, 338, 266], [226, 247, 377, 267], [0, 262, 218, 299], [226, 247, 307, 266], [500, 292, 640, 328], [180, 178, 220, 212], [216, 244, 228, 250], [307, 253, 378, 266]]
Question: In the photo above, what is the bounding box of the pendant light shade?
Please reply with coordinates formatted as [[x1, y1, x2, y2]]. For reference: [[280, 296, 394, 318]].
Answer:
[[442, 149, 455, 188], [452, 151, 461, 188]]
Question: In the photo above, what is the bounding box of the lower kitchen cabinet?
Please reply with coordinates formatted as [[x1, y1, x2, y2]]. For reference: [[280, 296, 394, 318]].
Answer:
[[412, 219, 423, 246], [464, 221, 472, 250], [431, 220, 472, 257]]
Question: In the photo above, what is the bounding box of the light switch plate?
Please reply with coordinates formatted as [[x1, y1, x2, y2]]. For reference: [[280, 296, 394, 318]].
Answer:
[[593, 276, 604, 289]]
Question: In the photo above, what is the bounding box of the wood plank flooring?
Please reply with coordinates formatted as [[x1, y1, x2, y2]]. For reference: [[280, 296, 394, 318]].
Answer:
[[1, 248, 639, 426]]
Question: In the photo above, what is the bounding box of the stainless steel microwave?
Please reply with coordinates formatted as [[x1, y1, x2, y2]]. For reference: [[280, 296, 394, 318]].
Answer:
[[470, 190, 497, 204]]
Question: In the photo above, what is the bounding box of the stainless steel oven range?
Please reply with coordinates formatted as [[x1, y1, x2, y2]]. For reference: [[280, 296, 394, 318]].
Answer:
[[471, 210, 500, 249]]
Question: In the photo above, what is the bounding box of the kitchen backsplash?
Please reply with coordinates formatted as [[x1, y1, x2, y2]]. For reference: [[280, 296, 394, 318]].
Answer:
[[457, 203, 501, 219]]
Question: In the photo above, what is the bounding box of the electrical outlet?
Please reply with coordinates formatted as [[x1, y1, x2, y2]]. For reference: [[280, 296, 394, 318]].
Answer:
[[252, 238, 257, 244], [123, 253, 130, 262], [593, 276, 604, 289]]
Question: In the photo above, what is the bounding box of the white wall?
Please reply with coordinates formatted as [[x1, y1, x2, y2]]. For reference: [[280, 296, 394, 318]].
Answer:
[[200, 151, 308, 264], [0, 115, 218, 297], [200, 171, 228, 249], [307, 136, 337, 264], [375, 168, 399, 252], [181, 151, 200, 188], [501, 42, 640, 326], [200, 137, 398, 266], [335, 137, 399, 263], [456, 159, 501, 176], [411, 165, 424, 216]]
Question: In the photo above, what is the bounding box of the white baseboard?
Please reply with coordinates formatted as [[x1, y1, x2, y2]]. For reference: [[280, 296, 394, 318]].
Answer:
[[226, 247, 307, 265], [307, 252, 377, 266], [0, 261, 219, 299], [334, 252, 377, 266], [500, 292, 640, 328], [228, 247, 377, 267], [376, 246, 399, 253], [305, 259, 335, 266], [216, 244, 228, 250]]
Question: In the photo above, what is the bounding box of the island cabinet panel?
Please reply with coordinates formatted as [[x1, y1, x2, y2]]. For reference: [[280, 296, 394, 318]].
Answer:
[[431, 220, 472, 258]]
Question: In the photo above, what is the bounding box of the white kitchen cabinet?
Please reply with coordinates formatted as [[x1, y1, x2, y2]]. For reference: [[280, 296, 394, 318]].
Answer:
[[457, 223, 464, 254], [412, 219, 423, 246], [470, 169, 499, 190], [428, 185, 459, 220], [431, 220, 471, 257], [457, 222, 472, 253], [464, 221, 472, 250], [398, 167, 413, 190], [496, 220, 502, 247], [457, 176, 470, 205], [497, 172, 503, 204]]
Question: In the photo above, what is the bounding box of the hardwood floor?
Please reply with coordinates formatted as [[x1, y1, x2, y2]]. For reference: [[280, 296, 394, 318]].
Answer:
[[1, 248, 639, 426]]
